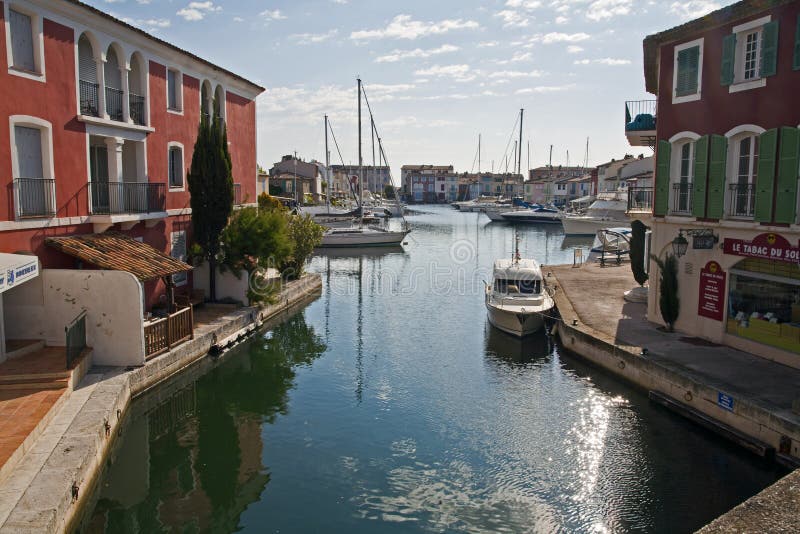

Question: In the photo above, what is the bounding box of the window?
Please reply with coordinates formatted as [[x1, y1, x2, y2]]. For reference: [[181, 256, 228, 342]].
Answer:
[[167, 68, 182, 111], [10, 116, 55, 218], [5, 4, 43, 79], [168, 144, 184, 188], [171, 231, 187, 286], [674, 141, 694, 213], [673, 38, 703, 103], [722, 17, 778, 92], [729, 133, 759, 218]]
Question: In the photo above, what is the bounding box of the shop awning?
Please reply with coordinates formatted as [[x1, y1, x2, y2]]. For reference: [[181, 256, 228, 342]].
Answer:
[[0, 253, 39, 294], [45, 233, 192, 282]]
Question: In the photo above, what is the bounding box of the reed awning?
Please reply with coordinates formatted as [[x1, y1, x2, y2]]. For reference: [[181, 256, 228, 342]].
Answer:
[[45, 233, 192, 282]]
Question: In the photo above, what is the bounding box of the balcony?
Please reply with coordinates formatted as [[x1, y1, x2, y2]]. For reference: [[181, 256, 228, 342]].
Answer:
[[625, 100, 657, 147], [627, 186, 653, 214], [129, 93, 145, 126], [671, 182, 693, 215], [728, 183, 755, 219], [89, 181, 166, 215], [13, 178, 56, 218], [234, 183, 244, 206], [105, 86, 124, 122], [79, 79, 100, 117]]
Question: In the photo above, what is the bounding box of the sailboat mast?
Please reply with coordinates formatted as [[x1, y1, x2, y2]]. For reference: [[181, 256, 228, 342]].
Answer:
[[325, 114, 330, 212], [518, 108, 524, 176], [478, 134, 481, 173], [371, 116, 375, 194], [358, 77, 363, 220]]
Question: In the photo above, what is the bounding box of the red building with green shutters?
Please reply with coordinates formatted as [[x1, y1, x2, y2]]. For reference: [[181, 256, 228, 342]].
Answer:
[[625, 0, 800, 368]]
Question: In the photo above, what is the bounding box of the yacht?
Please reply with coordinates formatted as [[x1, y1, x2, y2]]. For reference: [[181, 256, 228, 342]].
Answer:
[[499, 204, 562, 224], [485, 248, 554, 337], [561, 190, 630, 236], [319, 226, 409, 247]]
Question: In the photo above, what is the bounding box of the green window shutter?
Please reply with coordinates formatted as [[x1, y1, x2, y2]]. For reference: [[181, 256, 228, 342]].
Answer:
[[774, 127, 800, 224], [793, 14, 800, 70], [676, 46, 700, 96], [693, 135, 710, 217], [654, 140, 671, 216], [760, 20, 779, 77], [706, 135, 728, 219], [720, 34, 736, 86], [754, 128, 778, 222]]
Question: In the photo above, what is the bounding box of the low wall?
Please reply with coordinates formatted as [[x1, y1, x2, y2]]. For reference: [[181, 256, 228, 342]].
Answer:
[[193, 262, 279, 305], [5, 270, 145, 367]]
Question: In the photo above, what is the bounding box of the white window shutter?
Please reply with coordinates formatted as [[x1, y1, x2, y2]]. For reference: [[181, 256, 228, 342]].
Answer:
[[10, 10, 35, 72], [14, 126, 43, 179], [78, 37, 96, 81]]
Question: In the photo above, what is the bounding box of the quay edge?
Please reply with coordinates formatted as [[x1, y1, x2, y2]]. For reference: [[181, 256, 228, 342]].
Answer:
[[0, 274, 322, 534]]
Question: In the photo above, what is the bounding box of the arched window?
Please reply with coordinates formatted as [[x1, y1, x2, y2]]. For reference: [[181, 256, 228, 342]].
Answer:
[[104, 45, 123, 121], [78, 34, 99, 116], [725, 126, 764, 218], [668, 132, 700, 215], [128, 52, 147, 125]]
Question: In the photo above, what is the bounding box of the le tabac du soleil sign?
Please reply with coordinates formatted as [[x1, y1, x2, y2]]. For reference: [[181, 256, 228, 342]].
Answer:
[[722, 233, 800, 264]]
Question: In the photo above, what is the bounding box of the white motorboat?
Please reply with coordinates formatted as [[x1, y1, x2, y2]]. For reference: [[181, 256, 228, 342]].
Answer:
[[586, 227, 632, 263], [319, 226, 409, 247], [499, 205, 562, 224], [485, 238, 554, 337], [561, 191, 630, 236]]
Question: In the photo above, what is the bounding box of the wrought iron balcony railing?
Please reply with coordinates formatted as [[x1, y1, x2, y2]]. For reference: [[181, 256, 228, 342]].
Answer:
[[90, 181, 166, 215], [728, 183, 755, 218], [79, 79, 100, 117], [129, 93, 145, 126], [624, 100, 657, 131], [671, 182, 693, 214], [627, 186, 653, 212], [14, 178, 56, 218], [105, 86, 124, 121]]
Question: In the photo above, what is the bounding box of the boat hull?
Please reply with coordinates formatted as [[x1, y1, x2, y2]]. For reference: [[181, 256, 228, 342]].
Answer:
[[319, 230, 409, 247], [561, 217, 630, 236], [485, 300, 547, 337], [499, 212, 562, 224]]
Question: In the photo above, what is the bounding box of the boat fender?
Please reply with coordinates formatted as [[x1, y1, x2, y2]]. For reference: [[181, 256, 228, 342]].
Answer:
[[684, 391, 693, 402], [617, 360, 625, 370]]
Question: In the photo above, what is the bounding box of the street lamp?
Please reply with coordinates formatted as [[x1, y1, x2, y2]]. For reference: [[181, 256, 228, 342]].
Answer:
[[672, 231, 689, 258], [671, 228, 718, 258]]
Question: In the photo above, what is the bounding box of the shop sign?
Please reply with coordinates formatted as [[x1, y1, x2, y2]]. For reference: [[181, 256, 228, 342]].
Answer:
[[723, 233, 800, 263], [698, 261, 726, 321], [717, 392, 734, 412]]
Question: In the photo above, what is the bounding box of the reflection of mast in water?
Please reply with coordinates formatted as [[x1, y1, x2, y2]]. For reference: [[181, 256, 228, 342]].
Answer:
[[355, 255, 364, 403], [324, 256, 331, 342]]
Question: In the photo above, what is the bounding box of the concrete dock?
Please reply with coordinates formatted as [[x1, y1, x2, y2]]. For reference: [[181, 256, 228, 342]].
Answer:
[[0, 274, 322, 533], [545, 261, 800, 531]]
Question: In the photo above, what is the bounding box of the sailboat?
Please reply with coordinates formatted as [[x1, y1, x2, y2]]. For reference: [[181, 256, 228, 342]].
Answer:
[[318, 78, 410, 248]]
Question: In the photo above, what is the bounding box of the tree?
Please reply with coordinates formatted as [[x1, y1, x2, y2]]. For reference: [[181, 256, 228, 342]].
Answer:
[[281, 214, 324, 280], [383, 184, 396, 199], [630, 220, 649, 286], [652, 253, 679, 332], [258, 192, 287, 213], [188, 116, 233, 301], [219, 207, 292, 305]]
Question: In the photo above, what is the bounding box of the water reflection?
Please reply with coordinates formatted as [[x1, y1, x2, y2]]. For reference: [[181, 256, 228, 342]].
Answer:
[[484, 324, 553, 365], [78, 314, 326, 533]]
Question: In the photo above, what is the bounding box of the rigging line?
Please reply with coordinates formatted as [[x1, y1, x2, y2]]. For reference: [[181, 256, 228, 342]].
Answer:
[[496, 113, 520, 175], [469, 138, 480, 174], [327, 119, 358, 201], [360, 83, 397, 187]]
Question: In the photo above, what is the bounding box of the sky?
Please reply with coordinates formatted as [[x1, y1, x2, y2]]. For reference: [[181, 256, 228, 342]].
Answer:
[[86, 0, 733, 184]]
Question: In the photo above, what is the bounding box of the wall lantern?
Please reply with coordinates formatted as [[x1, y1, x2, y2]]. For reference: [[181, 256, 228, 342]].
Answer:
[[672, 228, 718, 258]]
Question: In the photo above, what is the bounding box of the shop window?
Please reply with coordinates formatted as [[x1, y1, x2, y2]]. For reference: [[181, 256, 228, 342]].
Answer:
[[673, 39, 703, 103], [727, 258, 800, 353]]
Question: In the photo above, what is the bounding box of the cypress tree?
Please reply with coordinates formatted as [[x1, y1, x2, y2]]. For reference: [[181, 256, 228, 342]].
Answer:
[[629, 220, 649, 286], [652, 253, 679, 332], [188, 114, 234, 301]]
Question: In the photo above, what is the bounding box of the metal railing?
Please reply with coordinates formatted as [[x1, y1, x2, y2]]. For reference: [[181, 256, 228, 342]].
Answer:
[[105, 86, 124, 121], [234, 183, 244, 205], [671, 182, 693, 214], [79, 79, 100, 117], [65, 310, 87, 369], [728, 183, 755, 218], [625, 100, 657, 131], [90, 181, 166, 215], [129, 93, 145, 125], [627, 186, 653, 212], [144, 305, 193, 359], [14, 178, 56, 218]]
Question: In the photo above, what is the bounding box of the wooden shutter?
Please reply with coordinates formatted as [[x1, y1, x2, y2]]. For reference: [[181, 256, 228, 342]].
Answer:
[[760, 20, 779, 77], [774, 127, 800, 224], [754, 129, 778, 222], [720, 34, 736, 86], [693, 135, 710, 217], [9, 10, 35, 72], [794, 14, 800, 70], [706, 135, 727, 219], [676, 46, 699, 96], [14, 126, 43, 179], [654, 140, 671, 216], [78, 37, 96, 82]]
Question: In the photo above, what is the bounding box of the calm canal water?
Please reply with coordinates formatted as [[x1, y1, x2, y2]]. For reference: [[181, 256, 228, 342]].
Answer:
[[77, 206, 785, 533]]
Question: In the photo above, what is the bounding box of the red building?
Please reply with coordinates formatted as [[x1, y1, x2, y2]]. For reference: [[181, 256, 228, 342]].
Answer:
[[0, 0, 262, 365], [626, 0, 800, 367]]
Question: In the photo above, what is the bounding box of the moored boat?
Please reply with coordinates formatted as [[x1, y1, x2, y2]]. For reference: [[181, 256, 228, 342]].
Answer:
[[561, 191, 629, 235], [499, 205, 562, 224]]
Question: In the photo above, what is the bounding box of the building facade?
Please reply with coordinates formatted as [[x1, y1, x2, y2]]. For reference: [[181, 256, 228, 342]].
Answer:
[[628, 0, 800, 368], [330, 164, 391, 195], [401, 164, 455, 203], [268, 155, 322, 202]]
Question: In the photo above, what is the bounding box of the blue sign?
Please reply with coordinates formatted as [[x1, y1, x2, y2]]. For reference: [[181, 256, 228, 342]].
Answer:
[[717, 392, 734, 412]]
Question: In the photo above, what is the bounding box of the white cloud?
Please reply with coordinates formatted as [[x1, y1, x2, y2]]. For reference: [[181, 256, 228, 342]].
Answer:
[[233, 16, 244, 22], [530, 32, 590, 44], [261, 9, 287, 21], [495, 51, 533, 65], [119, 14, 171, 31], [331, 0, 348, 4], [176, 1, 221, 22], [375, 44, 459, 63], [290, 29, 338, 45], [415, 64, 472, 79], [350, 14, 479, 41], [566, 45, 584, 54], [505, 0, 542, 7], [555, 16, 568, 24], [478, 41, 500, 48], [491, 69, 544, 78], [585, 0, 633, 21], [574, 57, 631, 66], [669, 1, 721, 20], [515, 84, 575, 94], [494, 10, 530, 28]]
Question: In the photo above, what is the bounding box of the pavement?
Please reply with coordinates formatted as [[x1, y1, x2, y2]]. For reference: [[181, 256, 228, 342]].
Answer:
[[546, 262, 800, 426]]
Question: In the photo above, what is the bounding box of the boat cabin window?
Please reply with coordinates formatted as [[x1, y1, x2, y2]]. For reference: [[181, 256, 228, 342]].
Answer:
[[495, 279, 540, 294]]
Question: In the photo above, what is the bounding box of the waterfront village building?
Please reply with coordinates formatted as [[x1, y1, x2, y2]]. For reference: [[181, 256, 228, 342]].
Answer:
[[401, 164, 455, 203], [330, 164, 391, 196], [0, 0, 262, 366], [268, 155, 323, 203], [525, 166, 594, 205], [627, 0, 800, 368]]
